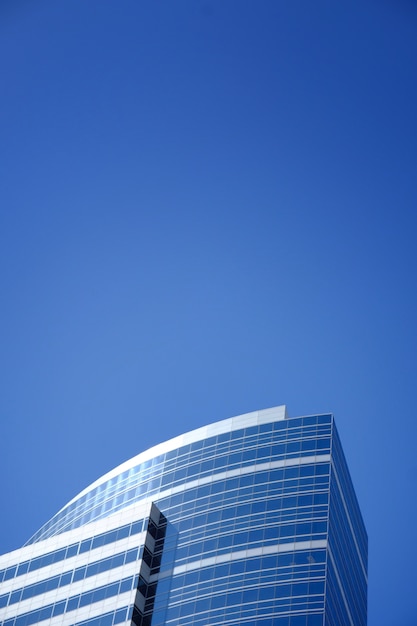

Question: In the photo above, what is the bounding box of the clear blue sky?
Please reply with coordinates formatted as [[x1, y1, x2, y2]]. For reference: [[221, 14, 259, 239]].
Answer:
[[1, 1, 416, 624]]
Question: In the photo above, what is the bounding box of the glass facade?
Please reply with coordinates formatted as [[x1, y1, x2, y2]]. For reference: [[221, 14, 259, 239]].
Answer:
[[0, 405, 367, 626]]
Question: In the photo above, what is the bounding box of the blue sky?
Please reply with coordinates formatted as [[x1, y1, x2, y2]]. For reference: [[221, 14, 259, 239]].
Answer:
[[1, 1, 416, 624]]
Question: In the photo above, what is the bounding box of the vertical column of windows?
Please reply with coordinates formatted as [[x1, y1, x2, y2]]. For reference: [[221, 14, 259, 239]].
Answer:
[[131, 504, 167, 626]]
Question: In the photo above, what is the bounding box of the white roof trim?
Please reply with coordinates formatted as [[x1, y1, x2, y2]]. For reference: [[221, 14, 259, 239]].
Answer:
[[63, 406, 287, 510]]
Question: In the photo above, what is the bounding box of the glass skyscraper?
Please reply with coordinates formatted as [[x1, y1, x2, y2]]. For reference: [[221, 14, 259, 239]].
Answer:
[[0, 406, 367, 626]]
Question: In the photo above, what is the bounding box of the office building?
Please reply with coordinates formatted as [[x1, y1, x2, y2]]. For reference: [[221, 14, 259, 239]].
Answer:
[[0, 406, 367, 625]]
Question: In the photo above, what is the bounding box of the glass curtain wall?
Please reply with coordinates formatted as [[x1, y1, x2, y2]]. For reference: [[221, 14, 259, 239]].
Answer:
[[0, 406, 367, 626]]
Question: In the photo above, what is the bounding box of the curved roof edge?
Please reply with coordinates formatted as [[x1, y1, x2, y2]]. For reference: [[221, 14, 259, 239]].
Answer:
[[62, 405, 288, 512]]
